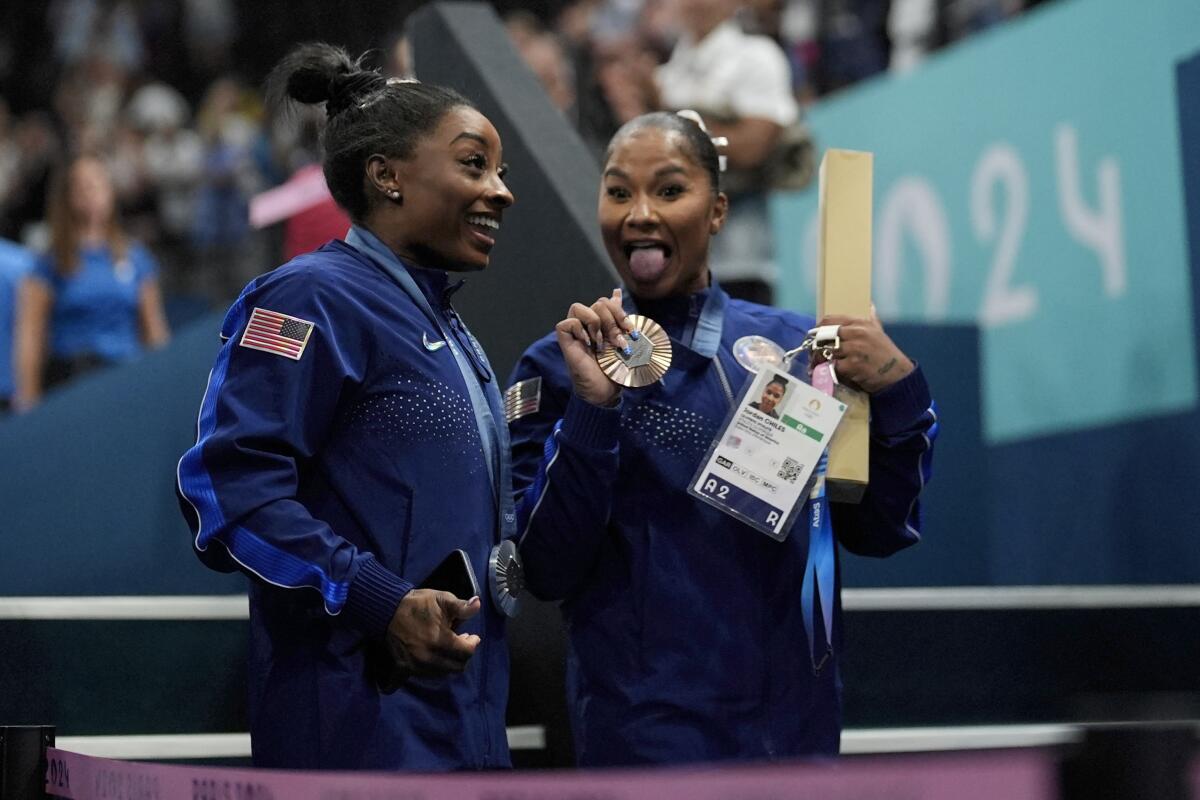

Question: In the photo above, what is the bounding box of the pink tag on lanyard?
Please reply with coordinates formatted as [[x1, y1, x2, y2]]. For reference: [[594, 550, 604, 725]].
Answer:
[[812, 361, 837, 397]]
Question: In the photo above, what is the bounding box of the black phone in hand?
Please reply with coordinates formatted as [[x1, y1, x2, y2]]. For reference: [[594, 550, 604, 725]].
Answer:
[[368, 549, 479, 694], [419, 549, 479, 600]]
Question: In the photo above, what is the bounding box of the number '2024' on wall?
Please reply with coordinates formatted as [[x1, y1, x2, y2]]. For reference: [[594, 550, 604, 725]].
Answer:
[[772, 0, 1200, 444]]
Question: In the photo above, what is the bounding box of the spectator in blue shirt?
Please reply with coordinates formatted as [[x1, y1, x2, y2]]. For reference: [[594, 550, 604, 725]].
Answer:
[[13, 154, 170, 410], [0, 238, 34, 413]]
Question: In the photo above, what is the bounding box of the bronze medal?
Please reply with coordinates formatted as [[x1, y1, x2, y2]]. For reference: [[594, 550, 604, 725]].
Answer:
[[595, 314, 672, 388]]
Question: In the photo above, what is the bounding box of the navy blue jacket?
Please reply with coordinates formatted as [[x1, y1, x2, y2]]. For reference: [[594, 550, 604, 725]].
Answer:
[[177, 239, 511, 770], [509, 285, 937, 766]]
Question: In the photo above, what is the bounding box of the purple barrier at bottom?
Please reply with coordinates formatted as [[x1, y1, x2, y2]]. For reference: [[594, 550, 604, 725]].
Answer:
[[44, 746, 1059, 800]]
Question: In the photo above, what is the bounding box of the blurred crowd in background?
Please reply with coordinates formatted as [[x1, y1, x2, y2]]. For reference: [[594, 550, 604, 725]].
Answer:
[[0, 0, 1049, 411]]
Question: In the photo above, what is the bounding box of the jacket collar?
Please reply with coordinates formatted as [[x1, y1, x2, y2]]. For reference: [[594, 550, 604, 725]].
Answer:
[[343, 225, 466, 309]]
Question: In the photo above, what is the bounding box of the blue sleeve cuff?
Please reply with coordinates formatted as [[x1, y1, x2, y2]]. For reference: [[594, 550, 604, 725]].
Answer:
[[560, 394, 622, 450], [343, 554, 414, 638], [870, 364, 933, 437]]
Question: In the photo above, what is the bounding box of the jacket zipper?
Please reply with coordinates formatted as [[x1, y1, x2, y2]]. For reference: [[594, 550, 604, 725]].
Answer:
[[444, 302, 493, 384], [712, 355, 735, 406]]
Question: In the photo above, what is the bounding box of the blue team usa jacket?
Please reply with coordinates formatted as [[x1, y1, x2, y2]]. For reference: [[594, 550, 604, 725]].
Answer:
[[508, 285, 938, 765], [178, 238, 512, 770]]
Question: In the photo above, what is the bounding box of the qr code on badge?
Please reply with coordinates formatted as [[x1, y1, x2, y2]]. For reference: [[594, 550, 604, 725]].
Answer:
[[778, 457, 804, 483]]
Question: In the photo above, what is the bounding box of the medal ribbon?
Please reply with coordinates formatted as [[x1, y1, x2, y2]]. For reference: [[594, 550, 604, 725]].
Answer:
[[623, 281, 728, 358], [801, 361, 838, 673], [687, 284, 727, 358]]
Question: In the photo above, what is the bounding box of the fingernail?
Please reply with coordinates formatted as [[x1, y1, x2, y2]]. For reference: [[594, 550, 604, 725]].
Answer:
[[622, 345, 633, 357], [629, 330, 640, 341]]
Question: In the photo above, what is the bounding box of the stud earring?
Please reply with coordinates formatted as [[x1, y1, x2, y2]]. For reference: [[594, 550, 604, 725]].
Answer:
[[388, 190, 401, 200]]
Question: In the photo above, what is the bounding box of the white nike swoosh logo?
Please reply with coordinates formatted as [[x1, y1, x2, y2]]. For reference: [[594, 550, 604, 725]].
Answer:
[[423, 332, 447, 351]]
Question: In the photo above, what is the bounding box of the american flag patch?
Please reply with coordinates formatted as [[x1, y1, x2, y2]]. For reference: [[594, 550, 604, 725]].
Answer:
[[504, 377, 541, 423], [239, 307, 315, 360]]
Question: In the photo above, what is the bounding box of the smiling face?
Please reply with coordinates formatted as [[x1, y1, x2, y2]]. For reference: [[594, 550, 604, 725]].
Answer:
[[389, 106, 513, 271], [758, 380, 785, 415], [599, 127, 727, 300]]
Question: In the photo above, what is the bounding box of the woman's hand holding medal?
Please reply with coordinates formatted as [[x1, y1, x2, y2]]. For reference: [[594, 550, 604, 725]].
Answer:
[[555, 288, 635, 407]]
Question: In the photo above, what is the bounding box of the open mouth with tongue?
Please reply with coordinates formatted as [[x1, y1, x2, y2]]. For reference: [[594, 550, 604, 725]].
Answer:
[[625, 242, 672, 283]]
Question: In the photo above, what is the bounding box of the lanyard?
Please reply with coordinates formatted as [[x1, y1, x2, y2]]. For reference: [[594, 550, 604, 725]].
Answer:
[[687, 285, 728, 359], [344, 226, 516, 541], [802, 361, 838, 673]]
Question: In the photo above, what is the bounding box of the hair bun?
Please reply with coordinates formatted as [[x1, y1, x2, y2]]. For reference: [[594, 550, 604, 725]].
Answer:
[[326, 71, 387, 117], [268, 43, 360, 111]]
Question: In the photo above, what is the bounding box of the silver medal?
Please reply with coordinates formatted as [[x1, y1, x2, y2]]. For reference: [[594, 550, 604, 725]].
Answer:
[[488, 539, 525, 618]]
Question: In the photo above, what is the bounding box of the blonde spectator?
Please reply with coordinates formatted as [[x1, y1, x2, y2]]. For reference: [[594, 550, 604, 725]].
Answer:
[[14, 154, 169, 410]]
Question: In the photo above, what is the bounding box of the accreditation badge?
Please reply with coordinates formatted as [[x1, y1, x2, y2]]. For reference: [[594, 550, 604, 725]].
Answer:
[[688, 365, 847, 541]]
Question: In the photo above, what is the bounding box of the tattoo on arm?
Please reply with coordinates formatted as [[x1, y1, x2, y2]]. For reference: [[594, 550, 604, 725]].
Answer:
[[877, 357, 897, 376]]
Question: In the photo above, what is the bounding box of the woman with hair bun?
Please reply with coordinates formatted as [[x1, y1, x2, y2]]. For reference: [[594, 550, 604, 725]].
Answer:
[[177, 43, 517, 770], [509, 112, 939, 765]]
